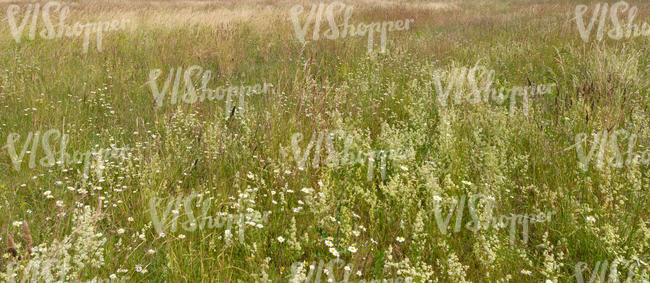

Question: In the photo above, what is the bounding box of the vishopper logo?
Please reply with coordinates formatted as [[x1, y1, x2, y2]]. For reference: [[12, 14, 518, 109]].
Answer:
[[6, 1, 132, 53], [431, 61, 555, 117], [575, 1, 650, 42], [3, 129, 129, 182], [147, 65, 272, 117], [289, 258, 413, 283], [285, 129, 411, 181], [432, 194, 555, 245], [574, 257, 649, 283], [567, 129, 649, 171], [148, 193, 271, 243], [289, 1, 414, 53]]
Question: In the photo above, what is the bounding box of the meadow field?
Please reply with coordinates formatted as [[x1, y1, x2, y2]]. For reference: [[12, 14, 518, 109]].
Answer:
[[0, 0, 648, 282]]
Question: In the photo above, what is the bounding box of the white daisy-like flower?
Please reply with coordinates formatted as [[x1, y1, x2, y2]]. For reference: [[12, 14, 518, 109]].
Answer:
[[433, 195, 442, 201], [545, 280, 553, 283], [400, 165, 408, 171], [178, 234, 186, 239], [329, 216, 336, 222], [461, 180, 472, 185], [325, 240, 334, 247], [301, 188, 312, 194], [171, 209, 179, 215], [109, 274, 117, 279], [127, 217, 134, 222], [586, 216, 596, 223], [56, 200, 64, 207], [239, 193, 248, 199], [117, 228, 125, 234], [344, 266, 351, 271], [348, 246, 357, 253], [135, 265, 143, 272], [277, 236, 285, 243], [352, 231, 360, 237], [147, 249, 156, 255], [356, 271, 362, 276], [246, 208, 254, 213], [12, 221, 22, 227], [396, 236, 405, 242], [44, 191, 51, 196], [3, 253, 10, 259], [520, 269, 531, 275], [256, 223, 264, 228], [329, 248, 339, 257]]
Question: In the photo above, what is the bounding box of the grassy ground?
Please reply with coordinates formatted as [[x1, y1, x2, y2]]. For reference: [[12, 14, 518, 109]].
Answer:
[[0, 0, 648, 282]]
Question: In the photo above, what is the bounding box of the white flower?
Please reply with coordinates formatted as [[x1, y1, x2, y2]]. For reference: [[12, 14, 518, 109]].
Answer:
[[56, 200, 64, 207], [178, 234, 186, 239], [520, 269, 531, 275], [277, 236, 285, 243], [325, 240, 334, 247], [585, 216, 596, 223], [109, 274, 117, 279], [117, 228, 125, 234], [301, 187, 312, 194], [171, 209, 179, 215], [147, 249, 156, 255], [461, 180, 472, 185], [433, 195, 442, 201], [352, 231, 360, 237], [347, 246, 357, 253], [329, 216, 336, 222], [396, 236, 405, 242], [12, 221, 22, 227], [329, 248, 339, 257], [127, 217, 134, 222], [344, 266, 351, 271]]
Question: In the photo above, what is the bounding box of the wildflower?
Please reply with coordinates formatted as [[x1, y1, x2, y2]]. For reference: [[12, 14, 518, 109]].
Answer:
[[329, 216, 336, 222], [135, 265, 143, 272], [325, 240, 334, 247], [344, 266, 351, 271], [545, 280, 553, 283], [239, 193, 248, 199], [301, 188, 312, 194], [247, 208, 254, 213], [109, 274, 117, 279], [353, 231, 360, 237], [44, 191, 52, 196], [256, 224, 264, 228], [327, 236, 334, 241], [2, 253, 9, 259], [171, 209, 179, 215], [433, 195, 442, 201], [147, 249, 156, 255], [128, 217, 134, 222], [277, 236, 285, 243], [586, 216, 596, 223], [461, 180, 472, 186], [56, 200, 64, 207], [348, 246, 357, 253], [178, 234, 186, 239], [400, 165, 408, 171], [247, 172, 254, 179], [520, 269, 531, 275], [396, 236, 405, 242], [329, 248, 339, 257], [356, 271, 362, 276], [159, 232, 166, 238], [117, 228, 125, 234], [12, 221, 22, 227]]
